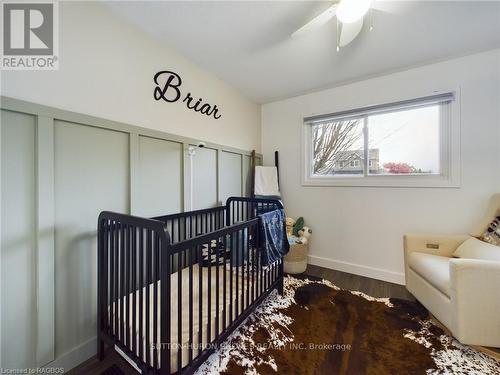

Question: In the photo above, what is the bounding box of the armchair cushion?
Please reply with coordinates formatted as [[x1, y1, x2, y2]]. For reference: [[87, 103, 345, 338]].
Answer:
[[408, 252, 450, 297], [452, 237, 500, 261]]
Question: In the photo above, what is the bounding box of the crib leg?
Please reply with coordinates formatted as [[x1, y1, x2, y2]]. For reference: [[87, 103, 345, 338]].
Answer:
[[97, 337, 105, 361], [277, 261, 284, 295], [278, 279, 284, 295]]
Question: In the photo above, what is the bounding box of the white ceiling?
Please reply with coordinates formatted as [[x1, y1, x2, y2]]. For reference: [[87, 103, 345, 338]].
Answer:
[[104, 1, 500, 104]]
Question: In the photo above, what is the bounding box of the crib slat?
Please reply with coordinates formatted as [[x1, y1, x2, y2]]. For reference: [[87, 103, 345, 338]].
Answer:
[[198, 245, 203, 359], [120, 223, 126, 343], [236, 230, 240, 318], [139, 228, 144, 362], [215, 238, 220, 338], [177, 218, 181, 247], [246, 229, 250, 309], [207, 241, 212, 344], [223, 235, 227, 330], [229, 231, 233, 323], [273, 260, 276, 286], [258, 225, 263, 297], [161, 232, 171, 374], [252, 222, 256, 303], [132, 225, 137, 356], [114, 223, 119, 339], [126, 224, 131, 350], [145, 229, 151, 368], [189, 246, 194, 364], [184, 217, 188, 263], [153, 233, 159, 370], [177, 252, 182, 373]]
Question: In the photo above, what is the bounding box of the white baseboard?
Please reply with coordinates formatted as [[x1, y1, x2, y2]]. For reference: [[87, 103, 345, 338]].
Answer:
[[45, 336, 96, 372], [308, 255, 405, 285]]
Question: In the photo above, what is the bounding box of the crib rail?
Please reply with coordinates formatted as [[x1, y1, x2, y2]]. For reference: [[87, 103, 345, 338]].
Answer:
[[226, 196, 283, 225], [153, 206, 226, 244], [166, 218, 280, 373], [97, 197, 285, 374], [97, 211, 171, 373]]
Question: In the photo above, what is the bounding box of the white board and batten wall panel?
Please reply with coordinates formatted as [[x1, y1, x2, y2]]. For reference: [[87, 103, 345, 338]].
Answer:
[[54, 120, 130, 358], [137, 136, 183, 217], [219, 151, 242, 203], [1, 110, 37, 369], [191, 147, 218, 210], [0, 96, 258, 371]]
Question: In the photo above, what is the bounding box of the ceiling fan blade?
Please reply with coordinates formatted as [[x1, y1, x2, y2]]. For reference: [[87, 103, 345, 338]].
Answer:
[[291, 4, 337, 37], [339, 18, 363, 47]]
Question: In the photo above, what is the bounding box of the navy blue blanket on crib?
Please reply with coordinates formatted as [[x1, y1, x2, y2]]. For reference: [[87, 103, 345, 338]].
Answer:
[[258, 208, 289, 266]]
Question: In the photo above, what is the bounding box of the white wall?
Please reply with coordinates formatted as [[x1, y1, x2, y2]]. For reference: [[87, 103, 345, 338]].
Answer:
[[0, 1, 261, 152], [262, 49, 500, 284]]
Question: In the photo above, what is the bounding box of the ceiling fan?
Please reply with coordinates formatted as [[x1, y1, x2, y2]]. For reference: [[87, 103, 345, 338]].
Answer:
[[292, 0, 374, 50]]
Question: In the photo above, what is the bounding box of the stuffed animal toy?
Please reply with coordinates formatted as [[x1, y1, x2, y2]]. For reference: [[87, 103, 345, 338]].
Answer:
[[293, 217, 305, 236], [297, 226, 312, 245], [286, 217, 296, 237]]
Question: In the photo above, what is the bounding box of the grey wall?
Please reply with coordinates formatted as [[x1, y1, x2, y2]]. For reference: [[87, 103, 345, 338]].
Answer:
[[137, 136, 183, 217], [1, 110, 37, 368], [0, 96, 259, 370], [191, 147, 218, 210]]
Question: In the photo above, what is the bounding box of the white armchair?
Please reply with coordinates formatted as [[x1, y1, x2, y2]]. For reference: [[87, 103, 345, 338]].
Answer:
[[404, 194, 500, 347]]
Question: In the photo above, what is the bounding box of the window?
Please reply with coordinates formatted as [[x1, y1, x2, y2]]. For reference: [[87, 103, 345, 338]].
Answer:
[[303, 92, 460, 187]]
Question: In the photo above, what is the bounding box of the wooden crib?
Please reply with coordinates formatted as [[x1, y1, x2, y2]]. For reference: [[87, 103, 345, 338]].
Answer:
[[97, 197, 285, 374]]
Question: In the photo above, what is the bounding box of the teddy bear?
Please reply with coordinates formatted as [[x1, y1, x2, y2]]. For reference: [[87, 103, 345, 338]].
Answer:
[[286, 217, 296, 237], [297, 226, 312, 245]]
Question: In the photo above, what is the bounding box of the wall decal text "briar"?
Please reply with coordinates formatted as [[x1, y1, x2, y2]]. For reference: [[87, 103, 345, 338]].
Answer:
[[154, 70, 222, 119]]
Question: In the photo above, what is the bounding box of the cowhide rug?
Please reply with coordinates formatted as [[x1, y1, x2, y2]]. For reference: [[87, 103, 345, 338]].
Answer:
[[195, 276, 500, 375]]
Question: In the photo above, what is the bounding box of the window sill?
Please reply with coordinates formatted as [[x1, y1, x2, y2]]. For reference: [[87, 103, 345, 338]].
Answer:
[[302, 174, 460, 188]]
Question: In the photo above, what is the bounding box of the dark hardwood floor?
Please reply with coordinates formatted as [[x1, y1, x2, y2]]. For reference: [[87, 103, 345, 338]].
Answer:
[[304, 264, 414, 302], [69, 265, 413, 374]]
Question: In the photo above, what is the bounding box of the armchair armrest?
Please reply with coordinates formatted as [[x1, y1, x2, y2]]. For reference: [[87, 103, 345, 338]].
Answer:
[[449, 259, 500, 345], [404, 233, 470, 257], [403, 233, 470, 285]]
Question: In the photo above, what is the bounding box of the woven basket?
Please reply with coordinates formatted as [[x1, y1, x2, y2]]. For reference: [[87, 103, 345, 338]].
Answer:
[[284, 243, 308, 274]]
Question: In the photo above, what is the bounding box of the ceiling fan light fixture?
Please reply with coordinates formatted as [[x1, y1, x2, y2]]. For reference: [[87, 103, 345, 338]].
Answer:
[[337, 0, 371, 24]]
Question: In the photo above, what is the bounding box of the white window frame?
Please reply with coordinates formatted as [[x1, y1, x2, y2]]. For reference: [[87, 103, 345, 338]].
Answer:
[[301, 91, 461, 188]]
